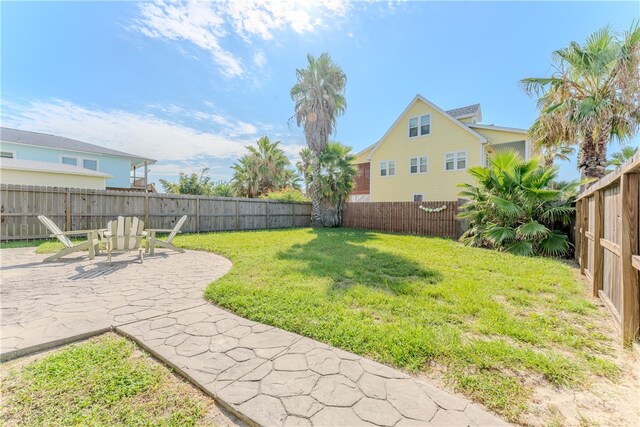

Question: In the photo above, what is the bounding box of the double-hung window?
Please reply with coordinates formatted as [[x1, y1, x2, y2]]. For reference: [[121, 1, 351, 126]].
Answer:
[[445, 151, 467, 171], [380, 160, 396, 177], [409, 156, 428, 174], [409, 114, 431, 138]]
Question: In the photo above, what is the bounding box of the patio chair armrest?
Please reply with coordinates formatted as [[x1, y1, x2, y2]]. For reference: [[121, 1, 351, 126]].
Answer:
[[51, 230, 98, 236], [146, 229, 180, 233]]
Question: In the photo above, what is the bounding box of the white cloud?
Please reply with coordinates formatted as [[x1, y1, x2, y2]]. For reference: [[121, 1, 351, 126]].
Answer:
[[253, 50, 267, 67], [1, 99, 306, 179], [131, 0, 350, 77], [2, 99, 249, 162], [133, 0, 243, 77]]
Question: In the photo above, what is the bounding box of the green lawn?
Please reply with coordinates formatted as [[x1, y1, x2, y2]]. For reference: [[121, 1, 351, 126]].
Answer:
[[174, 228, 618, 422], [4, 228, 619, 422], [0, 334, 215, 426]]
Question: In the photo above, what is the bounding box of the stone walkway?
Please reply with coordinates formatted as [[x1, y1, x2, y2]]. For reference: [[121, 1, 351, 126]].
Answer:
[[1, 248, 508, 426]]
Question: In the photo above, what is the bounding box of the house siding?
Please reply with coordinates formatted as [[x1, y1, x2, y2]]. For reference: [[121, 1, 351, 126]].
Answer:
[[368, 99, 482, 202], [0, 168, 107, 190], [0, 142, 132, 188]]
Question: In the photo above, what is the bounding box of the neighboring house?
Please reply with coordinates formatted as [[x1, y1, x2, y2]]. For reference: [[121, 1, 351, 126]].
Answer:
[[0, 127, 156, 191], [351, 95, 531, 202]]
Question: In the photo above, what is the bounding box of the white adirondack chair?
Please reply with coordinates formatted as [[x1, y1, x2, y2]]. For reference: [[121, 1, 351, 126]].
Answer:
[[103, 216, 146, 264], [145, 215, 187, 256], [37, 215, 100, 262]]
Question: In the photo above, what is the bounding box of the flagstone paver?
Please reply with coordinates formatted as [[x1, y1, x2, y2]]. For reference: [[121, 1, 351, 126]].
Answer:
[[1, 247, 509, 426]]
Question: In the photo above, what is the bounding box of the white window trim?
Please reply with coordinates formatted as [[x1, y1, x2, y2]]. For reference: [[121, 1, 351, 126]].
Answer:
[[408, 114, 432, 139], [0, 150, 17, 159], [409, 156, 429, 174], [59, 154, 99, 171], [413, 193, 424, 202], [444, 151, 468, 172], [379, 160, 396, 177]]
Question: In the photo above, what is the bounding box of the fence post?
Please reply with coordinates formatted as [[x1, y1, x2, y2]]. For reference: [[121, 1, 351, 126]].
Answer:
[[574, 200, 581, 263], [235, 200, 240, 230], [593, 190, 604, 297], [292, 204, 296, 227], [266, 200, 270, 229], [196, 197, 200, 233], [65, 189, 71, 231], [620, 173, 639, 343], [144, 192, 149, 228], [580, 198, 589, 274]]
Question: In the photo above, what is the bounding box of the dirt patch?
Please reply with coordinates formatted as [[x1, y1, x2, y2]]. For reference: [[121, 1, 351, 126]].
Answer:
[[419, 267, 640, 426]]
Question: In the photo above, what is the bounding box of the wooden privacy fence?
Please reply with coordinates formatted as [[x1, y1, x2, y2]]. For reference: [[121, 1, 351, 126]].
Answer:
[[575, 152, 640, 344], [342, 200, 462, 239], [0, 185, 312, 241]]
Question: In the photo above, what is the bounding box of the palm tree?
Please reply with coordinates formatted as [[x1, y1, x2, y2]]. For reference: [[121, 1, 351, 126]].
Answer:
[[231, 136, 297, 197], [315, 143, 357, 226], [296, 147, 313, 196], [290, 53, 347, 225], [521, 25, 640, 180], [539, 142, 576, 168], [231, 155, 260, 197], [608, 145, 638, 168], [459, 150, 575, 257]]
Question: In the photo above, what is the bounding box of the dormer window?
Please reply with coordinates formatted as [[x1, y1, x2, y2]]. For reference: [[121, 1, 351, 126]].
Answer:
[[409, 115, 431, 138]]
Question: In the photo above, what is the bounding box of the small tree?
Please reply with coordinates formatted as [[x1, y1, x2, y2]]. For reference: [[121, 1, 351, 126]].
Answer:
[[459, 150, 575, 257], [231, 136, 299, 197], [210, 181, 234, 197], [299, 143, 356, 227], [608, 146, 638, 170], [261, 188, 309, 203], [160, 168, 219, 195]]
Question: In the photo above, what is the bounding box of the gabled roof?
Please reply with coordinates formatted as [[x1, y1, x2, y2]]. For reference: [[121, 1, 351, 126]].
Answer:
[[365, 95, 488, 160], [0, 127, 156, 164], [0, 158, 113, 178], [446, 103, 481, 120], [353, 142, 377, 161]]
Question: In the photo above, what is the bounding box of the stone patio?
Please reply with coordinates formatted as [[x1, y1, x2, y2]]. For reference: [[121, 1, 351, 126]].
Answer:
[[0, 247, 509, 426]]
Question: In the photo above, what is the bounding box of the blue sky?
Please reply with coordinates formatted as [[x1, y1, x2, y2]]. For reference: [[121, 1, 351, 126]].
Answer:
[[2, 1, 638, 184]]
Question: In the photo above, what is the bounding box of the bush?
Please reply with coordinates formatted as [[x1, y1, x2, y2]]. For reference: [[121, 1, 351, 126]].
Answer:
[[261, 188, 310, 203], [458, 150, 576, 257]]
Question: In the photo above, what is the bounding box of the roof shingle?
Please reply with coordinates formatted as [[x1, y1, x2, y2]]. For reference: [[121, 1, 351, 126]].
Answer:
[[446, 104, 481, 119]]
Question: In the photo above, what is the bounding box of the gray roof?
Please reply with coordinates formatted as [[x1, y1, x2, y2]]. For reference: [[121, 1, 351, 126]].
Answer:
[[446, 104, 481, 119], [0, 127, 156, 163], [0, 158, 113, 177]]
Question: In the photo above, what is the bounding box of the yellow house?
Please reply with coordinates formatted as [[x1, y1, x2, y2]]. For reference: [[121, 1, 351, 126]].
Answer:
[[350, 95, 531, 202]]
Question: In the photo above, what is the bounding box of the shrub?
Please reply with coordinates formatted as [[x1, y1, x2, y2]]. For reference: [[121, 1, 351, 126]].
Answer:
[[458, 150, 576, 257], [261, 188, 310, 203]]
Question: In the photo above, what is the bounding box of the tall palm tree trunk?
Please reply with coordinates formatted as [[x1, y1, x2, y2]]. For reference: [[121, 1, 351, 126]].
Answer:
[[310, 152, 323, 226], [579, 128, 610, 180]]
